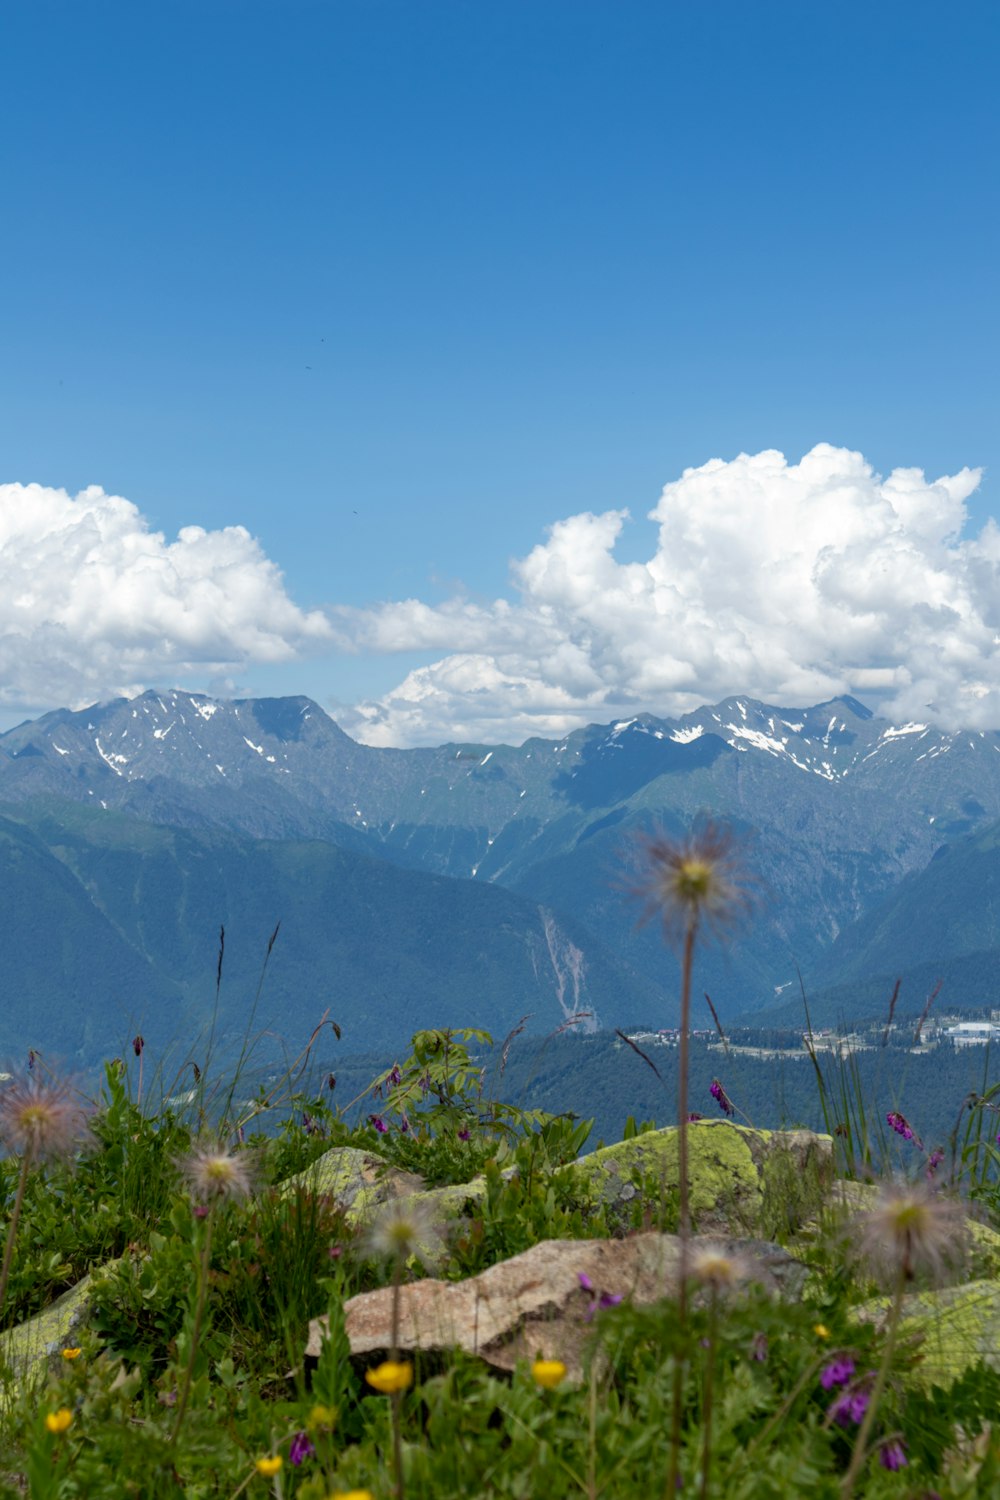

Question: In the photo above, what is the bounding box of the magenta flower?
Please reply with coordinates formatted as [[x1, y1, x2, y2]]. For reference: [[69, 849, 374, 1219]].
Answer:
[[578, 1270, 623, 1320], [289, 1431, 315, 1466], [829, 1387, 870, 1426], [886, 1110, 921, 1146], [878, 1438, 907, 1471], [709, 1079, 734, 1116], [820, 1356, 855, 1390]]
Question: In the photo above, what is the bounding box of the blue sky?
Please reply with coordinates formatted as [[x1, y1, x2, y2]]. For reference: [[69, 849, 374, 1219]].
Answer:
[[2, 1, 998, 743]]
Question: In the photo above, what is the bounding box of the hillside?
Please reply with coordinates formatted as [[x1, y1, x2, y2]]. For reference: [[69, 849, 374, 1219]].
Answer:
[[0, 800, 658, 1070], [7, 689, 1000, 1029]]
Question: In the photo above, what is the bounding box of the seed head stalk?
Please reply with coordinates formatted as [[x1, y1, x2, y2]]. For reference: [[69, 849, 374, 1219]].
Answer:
[[170, 1208, 214, 1443], [630, 820, 752, 1500], [0, 1147, 33, 1327], [839, 1264, 905, 1498], [699, 1284, 719, 1500], [666, 911, 699, 1499]]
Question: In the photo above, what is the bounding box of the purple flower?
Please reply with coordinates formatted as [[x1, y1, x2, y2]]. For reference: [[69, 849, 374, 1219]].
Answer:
[[325, 1073, 336, 1091], [878, 1438, 907, 1471], [579, 1270, 623, 1320], [820, 1356, 855, 1390], [368, 1114, 388, 1134], [709, 1079, 734, 1116], [750, 1332, 768, 1362], [687, 1112, 704, 1122], [457, 1128, 471, 1141], [829, 1387, 870, 1426], [132, 1034, 145, 1057], [387, 1066, 402, 1087], [193, 1204, 210, 1220], [289, 1431, 315, 1466], [926, 1148, 944, 1179], [886, 1110, 921, 1146]]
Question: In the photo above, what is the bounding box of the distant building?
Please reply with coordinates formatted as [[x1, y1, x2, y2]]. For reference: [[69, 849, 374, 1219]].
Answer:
[[944, 1021, 1000, 1046]]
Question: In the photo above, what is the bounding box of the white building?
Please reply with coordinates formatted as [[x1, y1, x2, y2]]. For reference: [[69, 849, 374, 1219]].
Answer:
[[944, 1021, 1000, 1046]]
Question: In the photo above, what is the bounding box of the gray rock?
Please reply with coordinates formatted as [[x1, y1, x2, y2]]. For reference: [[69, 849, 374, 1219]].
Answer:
[[307, 1231, 803, 1382]]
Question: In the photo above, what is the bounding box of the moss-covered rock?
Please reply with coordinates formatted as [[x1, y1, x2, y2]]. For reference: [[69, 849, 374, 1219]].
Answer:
[[856, 1280, 1000, 1389], [284, 1146, 424, 1214], [2, 1274, 95, 1402], [567, 1121, 833, 1238]]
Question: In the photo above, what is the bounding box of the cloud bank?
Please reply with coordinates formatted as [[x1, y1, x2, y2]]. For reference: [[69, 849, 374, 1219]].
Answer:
[[337, 444, 999, 746], [6, 448, 997, 748], [0, 482, 331, 713]]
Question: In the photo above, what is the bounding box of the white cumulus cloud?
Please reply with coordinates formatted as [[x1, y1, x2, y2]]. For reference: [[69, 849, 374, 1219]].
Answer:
[[336, 444, 999, 746], [0, 481, 332, 713]]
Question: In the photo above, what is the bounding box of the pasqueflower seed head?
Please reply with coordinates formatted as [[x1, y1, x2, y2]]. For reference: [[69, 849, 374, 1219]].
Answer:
[[178, 1139, 256, 1205], [362, 1196, 445, 1268], [688, 1242, 756, 1293], [631, 819, 753, 946], [0, 1074, 91, 1164], [854, 1180, 964, 1283]]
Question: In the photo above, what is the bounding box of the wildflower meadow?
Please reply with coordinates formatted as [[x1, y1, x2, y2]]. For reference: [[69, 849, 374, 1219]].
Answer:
[[1, 824, 1000, 1498]]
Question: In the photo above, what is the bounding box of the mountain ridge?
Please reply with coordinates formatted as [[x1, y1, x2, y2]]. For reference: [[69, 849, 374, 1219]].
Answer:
[[7, 687, 1000, 1058]]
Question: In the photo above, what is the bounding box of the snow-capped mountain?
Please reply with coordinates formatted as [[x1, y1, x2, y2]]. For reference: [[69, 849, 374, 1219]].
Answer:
[[5, 686, 1000, 1066]]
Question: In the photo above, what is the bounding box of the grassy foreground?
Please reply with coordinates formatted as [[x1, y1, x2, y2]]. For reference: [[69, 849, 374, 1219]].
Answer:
[[4, 824, 1000, 1497]]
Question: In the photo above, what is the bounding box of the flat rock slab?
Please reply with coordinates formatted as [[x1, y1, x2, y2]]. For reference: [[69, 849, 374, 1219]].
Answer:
[[2, 1274, 95, 1406], [308, 1231, 803, 1382]]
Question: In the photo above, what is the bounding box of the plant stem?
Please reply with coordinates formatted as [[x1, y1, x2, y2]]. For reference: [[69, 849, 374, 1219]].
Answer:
[[840, 1265, 907, 1498], [390, 1252, 405, 1500], [171, 1211, 214, 1442], [700, 1291, 717, 1500], [667, 915, 697, 1499], [0, 1148, 33, 1327]]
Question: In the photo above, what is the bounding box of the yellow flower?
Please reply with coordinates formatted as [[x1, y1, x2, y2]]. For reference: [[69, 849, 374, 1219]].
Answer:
[[813, 1323, 831, 1340], [308, 1402, 337, 1429], [531, 1357, 567, 1389], [255, 1455, 283, 1477], [364, 1360, 413, 1394], [329, 1492, 376, 1500], [45, 1408, 73, 1434], [61, 1347, 82, 1360]]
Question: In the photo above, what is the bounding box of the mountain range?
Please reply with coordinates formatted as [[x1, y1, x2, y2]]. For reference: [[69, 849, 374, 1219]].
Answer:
[[4, 687, 1000, 1068]]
